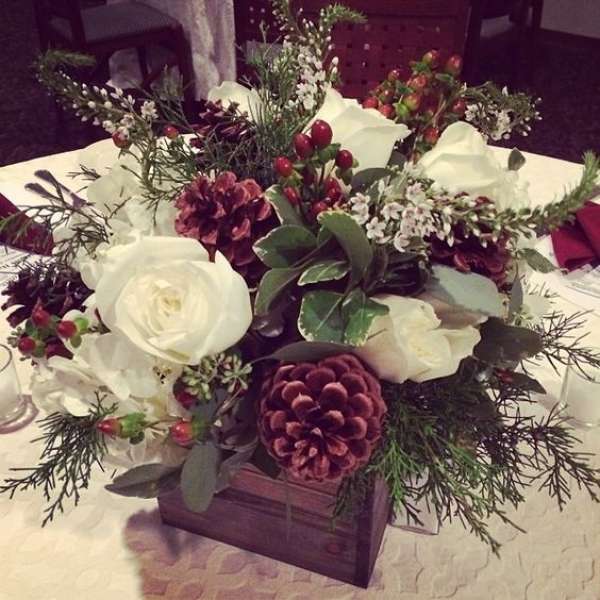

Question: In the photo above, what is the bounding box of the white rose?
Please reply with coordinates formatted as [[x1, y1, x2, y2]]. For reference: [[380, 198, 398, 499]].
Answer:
[[207, 81, 262, 119], [418, 121, 529, 210], [309, 88, 410, 171], [355, 295, 481, 383], [92, 235, 252, 364]]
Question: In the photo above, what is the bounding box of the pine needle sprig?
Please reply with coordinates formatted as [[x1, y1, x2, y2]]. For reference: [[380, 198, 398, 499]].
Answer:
[[0, 397, 116, 526]]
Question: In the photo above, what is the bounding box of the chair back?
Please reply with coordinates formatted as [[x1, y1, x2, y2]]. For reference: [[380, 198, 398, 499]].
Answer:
[[233, 0, 470, 98], [33, 0, 86, 48]]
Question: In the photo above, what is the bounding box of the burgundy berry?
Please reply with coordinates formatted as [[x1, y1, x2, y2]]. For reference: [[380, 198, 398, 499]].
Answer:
[[378, 104, 395, 119], [163, 125, 179, 139], [111, 131, 130, 149], [56, 320, 78, 339], [274, 156, 294, 178], [283, 186, 300, 205], [451, 99, 467, 116], [96, 418, 122, 437], [31, 305, 51, 328], [387, 68, 402, 82], [335, 149, 353, 170], [311, 201, 329, 218], [362, 96, 379, 109], [445, 54, 463, 77], [170, 420, 195, 447], [310, 119, 333, 148], [422, 50, 441, 68], [403, 93, 422, 112], [293, 133, 314, 159], [423, 126, 440, 144], [17, 336, 36, 355]]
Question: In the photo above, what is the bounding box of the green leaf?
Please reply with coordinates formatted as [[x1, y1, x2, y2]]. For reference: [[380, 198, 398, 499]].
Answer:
[[254, 266, 303, 315], [180, 442, 221, 513], [341, 289, 388, 345], [351, 168, 393, 192], [265, 185, 303, 226], [318, 211, 373, 285], [266, 340, 351, 362], [250, 444, 281, 479], [508, 148, 526, 171], [508, 276, 524, 320], [253, 225, 316, 268], [426, 265, 504, 317], [215, 447, 257, 493], [520, 247, 557, 273], [298, 290, 344, 342], [105, 464, 181, 499], [475, 317, 543, 363], [298, 259, 349, 285]]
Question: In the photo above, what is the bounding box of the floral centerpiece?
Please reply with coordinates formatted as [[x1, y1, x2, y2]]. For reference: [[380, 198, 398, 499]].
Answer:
[[2, 0, 600, 562]]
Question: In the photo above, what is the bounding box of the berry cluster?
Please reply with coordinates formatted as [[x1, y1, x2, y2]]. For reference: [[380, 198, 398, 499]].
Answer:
[[95, 413, 148, 444], [273, 119, 356, 221]]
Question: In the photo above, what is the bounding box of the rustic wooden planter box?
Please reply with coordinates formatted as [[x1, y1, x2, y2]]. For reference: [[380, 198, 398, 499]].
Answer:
[[158, 465, 391, 587]]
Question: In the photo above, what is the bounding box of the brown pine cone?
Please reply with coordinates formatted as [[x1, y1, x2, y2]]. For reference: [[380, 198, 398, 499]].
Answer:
[[175, 171, 275, 284], [258, 354, 387, 482]]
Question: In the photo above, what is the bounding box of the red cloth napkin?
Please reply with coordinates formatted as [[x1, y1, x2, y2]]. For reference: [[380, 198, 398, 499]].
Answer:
[[0, 192, 53, 255], [551, 202, 600, 271]]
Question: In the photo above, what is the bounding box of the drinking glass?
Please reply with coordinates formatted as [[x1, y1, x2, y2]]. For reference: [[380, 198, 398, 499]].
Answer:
[[0, 343, 28, 431], [558, 364, 600, 428]]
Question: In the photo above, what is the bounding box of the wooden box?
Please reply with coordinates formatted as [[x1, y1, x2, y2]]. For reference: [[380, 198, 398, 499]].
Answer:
[[158, 465, 391, 587]]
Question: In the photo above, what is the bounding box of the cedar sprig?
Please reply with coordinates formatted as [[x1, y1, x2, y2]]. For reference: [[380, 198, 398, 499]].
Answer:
[[0, 396, 117, 526]]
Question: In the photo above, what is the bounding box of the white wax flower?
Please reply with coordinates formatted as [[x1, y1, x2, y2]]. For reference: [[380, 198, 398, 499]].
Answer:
[[355, 295, 481, 383]]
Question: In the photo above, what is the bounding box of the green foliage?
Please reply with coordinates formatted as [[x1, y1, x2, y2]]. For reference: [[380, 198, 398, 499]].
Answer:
[[253, 225, 317, 268], [341, 289, 388, 345], [181, 442, 222, 512], [519, 248, 557, 273], [298, 290, 345, 342], [254, 266, 304, 315], [475, 317, 543, 363], [266, 185, 305, 226], [105, 464, 181, 499], [298, 259, 349, 285], [266, 340, 351, 362]]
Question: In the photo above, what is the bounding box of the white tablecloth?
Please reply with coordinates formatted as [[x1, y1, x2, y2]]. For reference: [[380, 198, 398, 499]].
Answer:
[[108, 0, 236, 101], [1, 142, 599, 600]]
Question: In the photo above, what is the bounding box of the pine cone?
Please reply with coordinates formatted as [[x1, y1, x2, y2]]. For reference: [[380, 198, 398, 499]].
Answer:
[[258, 354, 387, 482], [175, 171, 275, 284], [192, 100, 253, 146]]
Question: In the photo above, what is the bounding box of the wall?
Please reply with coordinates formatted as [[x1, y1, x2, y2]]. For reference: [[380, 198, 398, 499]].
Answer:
[[541, 0, 600, 39]]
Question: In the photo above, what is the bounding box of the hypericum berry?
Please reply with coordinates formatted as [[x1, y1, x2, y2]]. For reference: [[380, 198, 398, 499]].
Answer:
[[335, 149, 353, 170], [387, 68, 402, 82], [451, 99, 467, 116], [111, 131, 130, 149], [403, 93, 422, 112], [422, 50, 441, 68], [423, 126, 440, 144], [96, 418, 122, 437], [31, 305, 51, 328], [324, 177, 342, 201], [274, 156, 294, 177], [284, 186, 300, 205], [175, 390, 197, 410], [163, 124, 179, 139], [311, 201, 329, 218], [170, 420, 195, 447], [56, 320, 77, 339], [310, 119, 333, 148], [445, 54, 463, 76], [293, 133, 313, 159], [362, 96, 379, 109], [17, 336, 36, 355], [378, 104, 395, 119], [408, 74, 428, 91], [380, 89, 395, 105]]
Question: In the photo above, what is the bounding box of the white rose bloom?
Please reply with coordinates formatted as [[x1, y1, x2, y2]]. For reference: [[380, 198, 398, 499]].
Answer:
[[309, 88, 410, 171], [92, 235, 252, 364], [355, 295, 481, 383], [418, 121, 530, 211], [207, 81, 262, 119]]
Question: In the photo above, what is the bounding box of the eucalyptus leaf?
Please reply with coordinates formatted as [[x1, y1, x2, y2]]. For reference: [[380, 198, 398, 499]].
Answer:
[[520, 247, 557, 273], [426, 265, 504, 317], [298, 290, 344, 342], [180, 442, 221, 513], [298, 259, 349, 285], [105, 464, 181, 499], [508, 276, 524, 320], [475, 317, 543, 363], [253, 225, 316, 268], [254, 266, 303, 315], [341, 289, 388, 345], [265, 185, 303, 226], [508, 148, 526, 171], [267, 340, 351, 362], [351, 168, 393, 192], [215, 447, 257, 493]]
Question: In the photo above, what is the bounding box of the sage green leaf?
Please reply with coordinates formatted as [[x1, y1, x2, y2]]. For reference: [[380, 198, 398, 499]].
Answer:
[[267, 340, 351, 362], [254, 266, 303, 315], [105, 464, 181, 499], [351, 168, 393, 192], [508, 148, 526, 171], [253, 225, 317, 268], [475, 317, 543, 363], [181, 442, 221, 513], [520, 247, 557, 273], [298, 290, 344, 342], [265, 185, 303, 226], [341, 289, 388, 345], [508, 276, 524, 320], [318, 211, 373, 285], [426, 265, 504, 317], [298, 259, 349, 286], [215, 446, 257, 493]]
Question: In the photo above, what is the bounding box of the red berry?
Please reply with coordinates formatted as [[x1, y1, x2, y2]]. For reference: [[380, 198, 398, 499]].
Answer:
[[408, 74, 428, 91], [175, 390, 197, 410], [335, 149, 353, 171], [451, 98, 467, 116], [170, 420, 195, 447], [378, 104, 395, 119], [422, 50, 441, 68], [311, 201, 329, 218], [163, 125, 179, 139], [380, 89, 395, 105], [18, 336, 36, 355], [31, 305, 51, 328], [56, 320, 77, 339], [96, 418, 122, 437], [274, 156, 294, 178], [403, 93, 422, 112], [387, 68, 402, 82], [423, 126, 440, 144], [293, 133, 313, 159], [362, 96, 379, 109], [445, 54, 463, 77], [324, 177, 342, 201], [310, 119, 333, 148], [283, 186, 300, 205], [111, 131, 130, 149]]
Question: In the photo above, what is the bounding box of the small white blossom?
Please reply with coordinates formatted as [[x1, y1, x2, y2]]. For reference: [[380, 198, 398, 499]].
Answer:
[[366, 217, 387, 240], [141, 100, 158, 120]]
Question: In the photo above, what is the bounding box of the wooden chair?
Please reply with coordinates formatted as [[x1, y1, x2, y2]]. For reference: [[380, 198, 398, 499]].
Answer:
[[33, 0, 195, 111], [463, 0, 544, 87], [233, 0, 471, 99]]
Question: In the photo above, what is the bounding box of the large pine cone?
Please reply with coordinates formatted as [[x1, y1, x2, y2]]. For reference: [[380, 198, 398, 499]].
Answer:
[[175, 171, 275, 284], [258, 354, 387, 482]]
